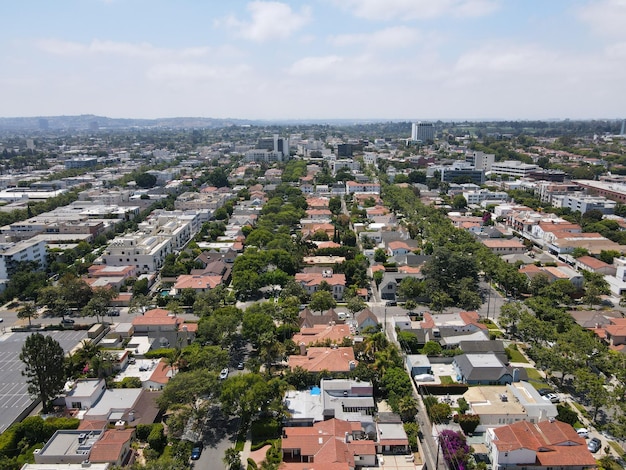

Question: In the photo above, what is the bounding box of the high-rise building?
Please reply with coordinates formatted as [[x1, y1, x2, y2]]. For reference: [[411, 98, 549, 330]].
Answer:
[[411, 122, 435, 142]]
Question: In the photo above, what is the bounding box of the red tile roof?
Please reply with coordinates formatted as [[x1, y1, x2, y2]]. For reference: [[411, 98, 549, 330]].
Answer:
[[287, 347, 356, 373], [492, 420, 595, 467], [89, 428, 134, 463]]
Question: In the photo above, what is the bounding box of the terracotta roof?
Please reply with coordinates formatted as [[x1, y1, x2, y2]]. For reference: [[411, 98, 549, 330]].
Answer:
[[77, 420, 108, 431], [133, 308, 181, 327], [174, 274, 223, 290], [148, 359, 174, 385], [577, 255, 611, 270], [287, 347, 356, 373], [89, 428, 134, 463], [292, 324, 352, 346], [295, 272, 346, 287], [492, 420, 596, 467], [281, 419, 372, 469]]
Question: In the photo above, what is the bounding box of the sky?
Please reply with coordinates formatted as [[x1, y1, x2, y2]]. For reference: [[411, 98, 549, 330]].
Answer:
[[1, 0, 626, 121]]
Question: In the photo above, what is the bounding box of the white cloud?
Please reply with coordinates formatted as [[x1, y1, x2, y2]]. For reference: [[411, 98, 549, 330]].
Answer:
[[288, 55, 343, 75], [330, 26, 419, 49], [333, 0, 499, 21], [147, 63, 251, 81], [577, 0, 626, 38], [454, 45, 556, 74], [217, 1, 311, 42], [35, 38, 215, 60]]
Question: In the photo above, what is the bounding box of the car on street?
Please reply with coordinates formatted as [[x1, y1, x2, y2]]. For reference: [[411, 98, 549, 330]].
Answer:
[[385, 300, 397, 306], [237, 362, 245, 370], [190, 442, 203, 460], [576, 428, 589, 439], [0, 318, 3, 322], [61, 318, 75, 324], [587, 437, 601, 453], [219, 368, 229, 380]]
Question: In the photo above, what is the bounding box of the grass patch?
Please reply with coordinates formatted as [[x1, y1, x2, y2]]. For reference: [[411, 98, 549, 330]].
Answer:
[[235, 439, 245, 452], [524, 368, 543, 381], [609, 440, 625, 457], [506, 346, 528, 363], [481, 319, 497, 328], [439, 376, 454, 385]]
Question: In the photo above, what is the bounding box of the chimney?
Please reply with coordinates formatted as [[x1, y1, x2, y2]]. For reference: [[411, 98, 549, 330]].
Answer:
[[345, 432, 350, 443], [300, 342, 307, 356]]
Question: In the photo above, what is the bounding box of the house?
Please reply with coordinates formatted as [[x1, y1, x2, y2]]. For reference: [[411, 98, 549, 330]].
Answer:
[[172, 274, 223, 293], [34, 429, 105, 465], [287, 347, 357, 373], [88, 428, 135, 466], [453, 353, 522, 385], [463, 382, 557, 433], [284, 379, 377, 426], [487, 420, 596, 469], [458, 340, 508, 365], [575, 255, 617, 276], [354, 308, 379, 332], [295, 271, 346, 300], [292, 324, 352, 346], [299, 308, 341, 328], [281, 418, 377, 469], [65, 378, 107, 410], [482, 238, 526, 255], [386, 240, 414, 257], [376, 412, 411, 455], [405, 355, 432, 377], [131, 308, 196, 348]]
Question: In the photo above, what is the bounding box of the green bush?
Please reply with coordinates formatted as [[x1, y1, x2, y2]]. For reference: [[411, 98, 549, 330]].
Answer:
[[145, 348, 175, 359], [148, 423, 166, 454], [117, 376, 142, 388], [247, 457, 259, 470], [136, 424, 153, 441]]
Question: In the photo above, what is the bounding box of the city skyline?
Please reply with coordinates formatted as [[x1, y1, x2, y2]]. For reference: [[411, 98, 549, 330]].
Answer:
[[2, 0, 626, 121]]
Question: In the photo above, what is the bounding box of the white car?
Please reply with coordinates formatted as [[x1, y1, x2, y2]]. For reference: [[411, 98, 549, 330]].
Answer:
[[219, 368, 229, 380], [576, 428, 589, 439]]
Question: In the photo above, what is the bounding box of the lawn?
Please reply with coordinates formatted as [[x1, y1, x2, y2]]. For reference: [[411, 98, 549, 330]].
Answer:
[[439, 376, 454, 385], [506, 346, 528, 363]]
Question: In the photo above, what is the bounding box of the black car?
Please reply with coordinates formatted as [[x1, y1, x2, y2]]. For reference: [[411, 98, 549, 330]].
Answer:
[[61, 318, 75, 324], [587, 437, 601, 453], [537, 388, 552, 396], [191, 442, 203, 460]]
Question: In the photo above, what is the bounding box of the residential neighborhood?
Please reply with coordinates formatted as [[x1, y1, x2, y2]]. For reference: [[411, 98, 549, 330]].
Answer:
[[1, 119, 626, 470]]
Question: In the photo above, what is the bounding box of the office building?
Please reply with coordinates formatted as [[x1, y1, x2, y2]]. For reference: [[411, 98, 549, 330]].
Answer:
[[411, 122, 435, 142]]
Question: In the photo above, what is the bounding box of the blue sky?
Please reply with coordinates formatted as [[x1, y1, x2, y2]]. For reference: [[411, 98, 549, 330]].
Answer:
[[1, 0, 625, 120]]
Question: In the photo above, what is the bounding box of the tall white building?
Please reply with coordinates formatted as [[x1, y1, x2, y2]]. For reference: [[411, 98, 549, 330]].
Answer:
[[411, 122, 435, 142], [0, 238, 48, 287]]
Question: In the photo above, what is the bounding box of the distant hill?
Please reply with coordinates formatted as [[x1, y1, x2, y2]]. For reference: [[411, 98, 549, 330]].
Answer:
[[0, 114, 257, 131]]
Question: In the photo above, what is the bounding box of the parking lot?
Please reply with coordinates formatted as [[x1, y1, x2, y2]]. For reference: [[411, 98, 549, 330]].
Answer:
[[0, 329, 88, 432]]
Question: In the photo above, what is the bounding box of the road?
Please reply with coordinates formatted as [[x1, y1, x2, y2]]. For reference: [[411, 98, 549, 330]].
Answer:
[[192, 406, 240, 470]]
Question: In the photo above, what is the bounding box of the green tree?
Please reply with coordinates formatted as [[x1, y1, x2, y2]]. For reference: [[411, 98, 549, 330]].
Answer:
[[397, 277, 423, 301], [135, 172, 157, 188], [374, 248, 387, 263], [17, 302, 39, 327], [223, 448, 242, 470], [309, 290, 337, 313], [346, 296, 366, 315], [82, 287, 116, 323], [329, 196, 342, 215], [20, 333, 66, 412], [421, 341, 442, 356], [451, 194, 467, 210]]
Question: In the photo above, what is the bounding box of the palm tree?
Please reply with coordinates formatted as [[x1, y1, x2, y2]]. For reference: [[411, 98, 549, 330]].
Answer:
[[223, 447, 242, 470]]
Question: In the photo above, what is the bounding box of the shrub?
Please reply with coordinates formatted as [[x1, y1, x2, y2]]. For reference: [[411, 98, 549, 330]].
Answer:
[[136, 424, 153, 441], [147, 424, 166, 454], [458, 414, 480, 435]]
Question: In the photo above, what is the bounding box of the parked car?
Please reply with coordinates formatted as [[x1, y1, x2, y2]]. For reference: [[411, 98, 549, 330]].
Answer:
[[537, 388, 552, 396], [219, 368, 229, 380], [61, 318, 75, 324], [190, 442, 203, 460], [0, 318, 3, 323], [545, 393, 560, 403], [587, 437, 601, 453], [576, 428, 589, 439], [385, 300, 397, 306], [109, 309, 120, 316], [237, 362, 245, 370]]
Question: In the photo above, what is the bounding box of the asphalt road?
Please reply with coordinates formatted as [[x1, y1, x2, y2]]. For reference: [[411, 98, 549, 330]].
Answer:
[[192, 406, 240, 470]]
